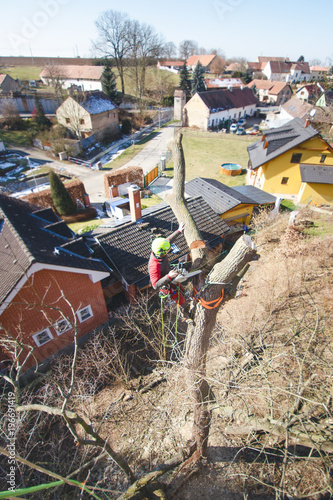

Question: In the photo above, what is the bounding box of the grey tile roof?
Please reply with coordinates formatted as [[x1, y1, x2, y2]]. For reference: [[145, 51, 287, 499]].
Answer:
[[0, 194, 110, 305], [94, 196, 230, 289], [232, 185, 277, 205], [247, 117, 319, 170], [299, 164, 333, 185], [185, 178, 254, 214]]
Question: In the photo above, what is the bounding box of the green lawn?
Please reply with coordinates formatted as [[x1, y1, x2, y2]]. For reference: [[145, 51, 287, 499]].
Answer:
[[3, 66, 44, 81], [181, 129, 256, 183], [0, 130, 33, 148]]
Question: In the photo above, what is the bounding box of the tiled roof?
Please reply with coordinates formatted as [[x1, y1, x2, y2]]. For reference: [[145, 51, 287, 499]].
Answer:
[[299, 164, 333, 185], [40, 65, 103, 80], [310, 66, 330, 72], [0, 194, 110, 305], [247, 79, 290, 95], [247, 117, 319, 170], [281, 96, 313, 119], [79, 91, 117, 115], [232, 185, 277, 205], [291, 62, 310, 74], [192, 88, 258, 113], [258, 57, 289, 63], [187, 55, 216, 67], [94, 197, 230, 289], [269, 61, 292, 74], [184, 178, 254, 213], [160, 60, 184, 66]]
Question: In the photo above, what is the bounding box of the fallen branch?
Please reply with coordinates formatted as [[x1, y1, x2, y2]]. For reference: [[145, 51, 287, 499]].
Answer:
[[216, 406, 333, 454]]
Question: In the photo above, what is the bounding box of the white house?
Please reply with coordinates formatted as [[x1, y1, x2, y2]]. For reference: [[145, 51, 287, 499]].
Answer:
[[184, 88, 258, 130], [310, 66, 331, 80], [263, 61, 311, 83], [40, 65, 104, 91]]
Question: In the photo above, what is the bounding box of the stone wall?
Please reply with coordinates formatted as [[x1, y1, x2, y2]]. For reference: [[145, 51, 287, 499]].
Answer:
[[104, 166, 143, 197]]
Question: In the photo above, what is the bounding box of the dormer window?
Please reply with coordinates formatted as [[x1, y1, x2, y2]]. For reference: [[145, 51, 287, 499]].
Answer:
[[320, 154, 327, 163], [290, 153, 302, 163]]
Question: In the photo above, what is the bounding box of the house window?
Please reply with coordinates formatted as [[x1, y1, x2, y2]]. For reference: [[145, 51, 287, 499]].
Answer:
[[32, 328, 53, 347], [290, 153, 302, 163], [80, 119, 85, 125], [77, 305, 93, 323], [281, 177, 289, 185], [54, 318, 71, 336], [320, 154, 327, 163], [65, 118, 70, 124]]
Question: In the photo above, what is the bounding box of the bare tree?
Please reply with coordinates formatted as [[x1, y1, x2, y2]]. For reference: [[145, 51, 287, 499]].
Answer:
[[161, 41, 177, 60], [0, 99, 22, 129], [178, 40, 198, 61], [42, 65, 67, 102], [165, 133, 257, 459], [128, 20, 163, 105], [94, 10, 132, 96]]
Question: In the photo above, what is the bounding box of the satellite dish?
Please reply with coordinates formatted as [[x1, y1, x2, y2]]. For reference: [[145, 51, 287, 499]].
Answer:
[[309, 109, 316, 117]]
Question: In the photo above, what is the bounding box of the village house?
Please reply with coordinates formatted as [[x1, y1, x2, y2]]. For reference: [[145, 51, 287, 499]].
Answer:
[[0, 74, 21, 94], [247, 117, 333, 205], [247, 79, 292, 105], [40, 65, 104, 91], [157, 60, 184, 73], [0, 194, 111, 375], [186, 54, 218, 73], [310, 66, 331, 80], [184, 177, 276, 227], [183, 87, 258, 130], [295, 83, 324, 103], [262, 60, 311, 83], [56, 91, 119, 142]]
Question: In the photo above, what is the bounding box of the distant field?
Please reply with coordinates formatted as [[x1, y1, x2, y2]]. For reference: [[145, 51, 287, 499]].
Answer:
[[2, 66, 44, 81]]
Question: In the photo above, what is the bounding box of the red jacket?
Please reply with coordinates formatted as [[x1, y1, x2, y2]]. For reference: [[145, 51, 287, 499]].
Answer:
[[148, 229, 182, 289]]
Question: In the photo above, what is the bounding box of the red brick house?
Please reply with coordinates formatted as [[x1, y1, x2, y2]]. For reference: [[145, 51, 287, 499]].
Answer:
[[0, 194, 111, 374]]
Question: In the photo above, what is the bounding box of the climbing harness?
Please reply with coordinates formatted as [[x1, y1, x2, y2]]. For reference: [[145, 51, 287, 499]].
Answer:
[[193, 286, 224, 310]]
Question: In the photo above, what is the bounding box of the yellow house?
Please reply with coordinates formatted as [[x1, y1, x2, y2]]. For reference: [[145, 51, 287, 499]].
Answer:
[[247, 117, 333, 205], [184, 177, 276, 227]]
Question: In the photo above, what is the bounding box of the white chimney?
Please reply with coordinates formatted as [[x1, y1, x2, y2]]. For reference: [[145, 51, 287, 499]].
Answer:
[[128, 185, 142, 222]]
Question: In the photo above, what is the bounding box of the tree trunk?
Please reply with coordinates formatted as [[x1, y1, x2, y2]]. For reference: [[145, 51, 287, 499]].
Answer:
[[184, 236, 257, 456], [166, 132, 257, 459]]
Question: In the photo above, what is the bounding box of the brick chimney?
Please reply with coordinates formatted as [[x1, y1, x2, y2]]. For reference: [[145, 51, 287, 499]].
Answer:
[[109, 185, 119, 198], [128, 185, 142, 222], [304, 119, 311, 127]]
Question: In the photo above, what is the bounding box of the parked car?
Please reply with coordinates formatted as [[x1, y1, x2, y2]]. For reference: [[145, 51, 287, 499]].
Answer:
[[246, 124, 260, 135], [237, 118, 246, 127], [236, 127, 245, 135], [230, 124, 238, 133]]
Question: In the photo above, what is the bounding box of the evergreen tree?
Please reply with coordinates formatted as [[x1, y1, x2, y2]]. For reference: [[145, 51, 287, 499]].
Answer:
[[191, 61, 206, 95], [34, 95, 51, 131], [102, 59, 120, 103], [179, 63, 192, 98], [49, 170, 76, 216]]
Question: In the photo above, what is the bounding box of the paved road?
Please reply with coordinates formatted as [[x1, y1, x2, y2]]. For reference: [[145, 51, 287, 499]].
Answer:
[[122, 123, 179, 171], [13, 122, 181, 204]]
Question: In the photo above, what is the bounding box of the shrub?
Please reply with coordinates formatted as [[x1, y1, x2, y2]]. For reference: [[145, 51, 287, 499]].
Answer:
[[49, 171, 76, 216], [121, 118, 132, 135]]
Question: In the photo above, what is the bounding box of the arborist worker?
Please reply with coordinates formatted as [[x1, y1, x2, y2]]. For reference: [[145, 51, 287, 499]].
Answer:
[[148, 221, 188, 310]]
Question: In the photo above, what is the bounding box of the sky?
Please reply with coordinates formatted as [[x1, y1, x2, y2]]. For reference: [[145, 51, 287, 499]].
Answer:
[[1, 0, 332, 64]]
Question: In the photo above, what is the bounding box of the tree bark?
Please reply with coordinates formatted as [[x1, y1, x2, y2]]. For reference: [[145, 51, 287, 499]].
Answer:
[[167, 132, 257, 458]]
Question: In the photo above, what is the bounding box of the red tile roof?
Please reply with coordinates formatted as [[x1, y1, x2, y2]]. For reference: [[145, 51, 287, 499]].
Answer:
[[247, 79, 291, 95], [186, 54, 216, 67]]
